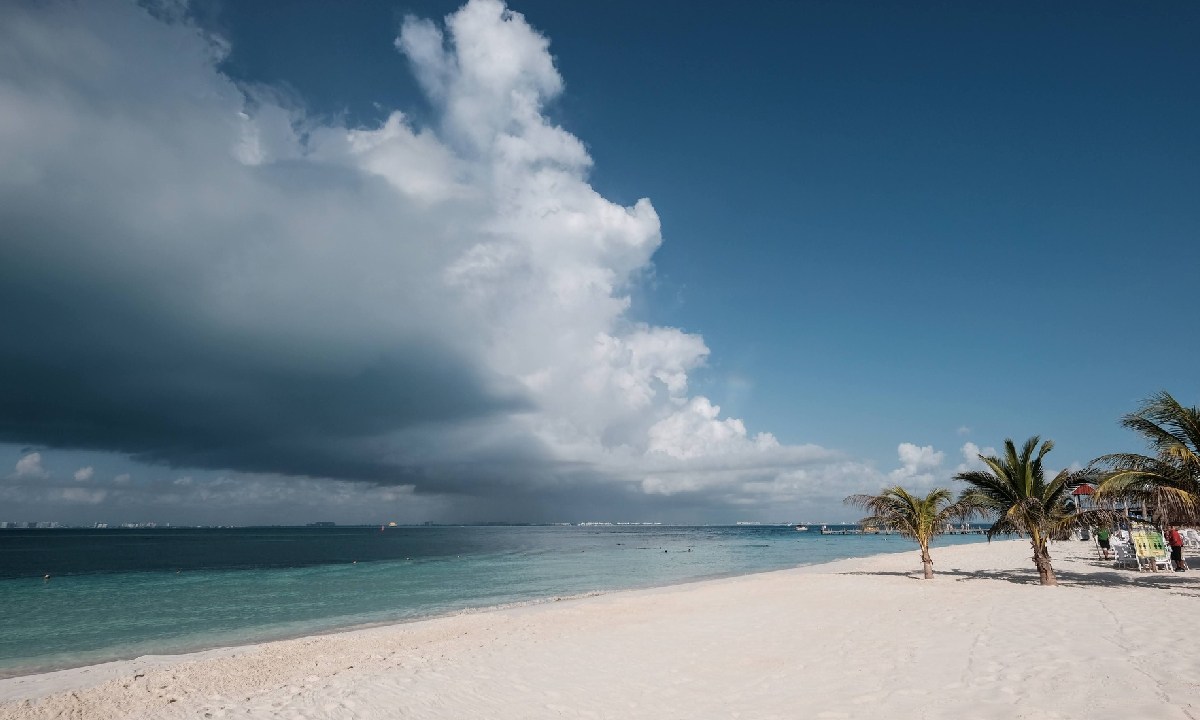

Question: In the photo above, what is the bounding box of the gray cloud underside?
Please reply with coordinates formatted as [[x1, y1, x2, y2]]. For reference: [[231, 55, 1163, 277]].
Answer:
[[0, 244, 525, 481]]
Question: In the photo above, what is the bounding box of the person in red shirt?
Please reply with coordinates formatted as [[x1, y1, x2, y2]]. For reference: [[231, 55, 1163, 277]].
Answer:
[[1167, 525, 1187, 572]]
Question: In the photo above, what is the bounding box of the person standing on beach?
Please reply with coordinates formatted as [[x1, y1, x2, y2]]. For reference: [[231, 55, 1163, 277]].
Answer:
[[1096, 527, 1112, 560], [1167, 525, 1186, 572]]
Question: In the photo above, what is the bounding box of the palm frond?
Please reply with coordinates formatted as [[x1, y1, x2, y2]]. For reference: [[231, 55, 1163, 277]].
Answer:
[[1091, 452, 1167, 473], [1045, 468, 1084, 508], [985, 513, 1021, 540], [1093, 391, 1200, 524], [955, 468, 1018, 508], [1122, 414, 1187, 455], [1003, 440, 1022, 481], [844, 486, 963, 544], [1134, 391, 1200, 456]]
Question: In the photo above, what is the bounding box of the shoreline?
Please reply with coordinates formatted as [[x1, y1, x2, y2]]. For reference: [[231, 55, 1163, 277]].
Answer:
[[0, 535, 957, 680], [4, 538, 1199, 718], [0, 588, 612, 683]]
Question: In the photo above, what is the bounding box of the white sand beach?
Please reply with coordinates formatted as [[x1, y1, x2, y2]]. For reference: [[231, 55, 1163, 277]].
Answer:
[[2, 538, 1198, 719]]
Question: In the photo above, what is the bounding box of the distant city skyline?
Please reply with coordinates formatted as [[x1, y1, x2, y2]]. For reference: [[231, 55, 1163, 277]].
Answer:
[[1, 0, 1196, 525]]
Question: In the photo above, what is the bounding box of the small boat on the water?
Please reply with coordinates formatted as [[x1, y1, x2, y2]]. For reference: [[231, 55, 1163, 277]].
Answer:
[[794, 525, 808, 532]]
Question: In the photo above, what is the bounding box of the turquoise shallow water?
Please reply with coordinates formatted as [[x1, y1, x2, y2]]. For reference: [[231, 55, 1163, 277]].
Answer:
[[0, 525, 986, 676]]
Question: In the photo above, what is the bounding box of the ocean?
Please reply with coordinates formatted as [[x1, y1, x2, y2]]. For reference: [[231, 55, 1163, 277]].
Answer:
[[0, 525, 987, 677]]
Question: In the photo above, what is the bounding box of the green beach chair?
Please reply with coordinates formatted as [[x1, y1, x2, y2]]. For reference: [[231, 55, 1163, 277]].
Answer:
[[1131, 529, 1170, 571]]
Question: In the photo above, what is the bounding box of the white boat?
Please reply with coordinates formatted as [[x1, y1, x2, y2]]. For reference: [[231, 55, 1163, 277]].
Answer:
[[794, 525, 808, 532]]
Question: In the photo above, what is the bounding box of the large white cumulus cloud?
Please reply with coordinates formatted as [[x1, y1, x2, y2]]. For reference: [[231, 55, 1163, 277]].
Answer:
[[0, 0, 876, 519]]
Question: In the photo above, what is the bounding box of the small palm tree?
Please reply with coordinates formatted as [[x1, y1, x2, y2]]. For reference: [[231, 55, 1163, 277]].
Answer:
[[954, 436, 1109, 586], [844, 486, 973, 579], [1093, 391, 1200, 525]]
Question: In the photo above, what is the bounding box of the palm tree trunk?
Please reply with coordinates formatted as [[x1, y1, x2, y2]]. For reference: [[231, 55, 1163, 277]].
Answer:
[[1030, 530, 1057, 586], [920, 542, 933, 579]]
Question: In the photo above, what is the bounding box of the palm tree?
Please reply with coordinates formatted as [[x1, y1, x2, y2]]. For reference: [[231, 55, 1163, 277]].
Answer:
[[1093, 391, 1200, 525], [954, 436, 1109, 586], [844, 486, 973, 579]]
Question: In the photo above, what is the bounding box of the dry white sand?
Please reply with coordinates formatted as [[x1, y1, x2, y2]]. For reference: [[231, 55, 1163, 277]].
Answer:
[[3, 538, 1198, 719]]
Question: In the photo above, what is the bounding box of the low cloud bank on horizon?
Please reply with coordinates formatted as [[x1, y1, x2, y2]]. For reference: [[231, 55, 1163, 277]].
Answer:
[[0, 0, 954, 523]]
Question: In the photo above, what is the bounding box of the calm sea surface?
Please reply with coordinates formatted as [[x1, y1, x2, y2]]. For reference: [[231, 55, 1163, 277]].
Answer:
[[0, 525, 986, 676]]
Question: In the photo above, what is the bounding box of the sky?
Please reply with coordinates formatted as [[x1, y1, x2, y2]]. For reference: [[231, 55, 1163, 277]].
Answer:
[[0, 0, 1197, 526]]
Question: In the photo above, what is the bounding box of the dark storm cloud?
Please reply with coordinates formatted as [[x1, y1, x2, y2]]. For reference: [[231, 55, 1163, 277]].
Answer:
[[0, 0, 530, 486]]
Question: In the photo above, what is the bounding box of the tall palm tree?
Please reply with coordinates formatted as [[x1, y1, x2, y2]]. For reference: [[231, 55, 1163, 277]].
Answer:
[[1093, 391, 1200, 525], [844, 486, 973, 579], [954, 436, 1108, 586]]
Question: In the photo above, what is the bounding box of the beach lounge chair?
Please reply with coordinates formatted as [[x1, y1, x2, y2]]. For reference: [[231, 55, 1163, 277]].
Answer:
[[1184, 529, 1200, 550], [1112, 542, 1138, 570], [1131, 530, 1171, 571]]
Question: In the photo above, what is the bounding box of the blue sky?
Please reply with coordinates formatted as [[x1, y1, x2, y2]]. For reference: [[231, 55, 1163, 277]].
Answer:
[[0, 0, 1196, 524]]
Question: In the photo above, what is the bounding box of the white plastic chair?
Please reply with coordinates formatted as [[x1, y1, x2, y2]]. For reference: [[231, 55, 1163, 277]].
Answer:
[[1183, 529, 1200, 550], [1112, 543, 1138, 570]]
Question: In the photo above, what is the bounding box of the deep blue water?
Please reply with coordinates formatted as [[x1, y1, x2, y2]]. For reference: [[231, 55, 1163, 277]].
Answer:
[[0, 525, 986, 676]]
